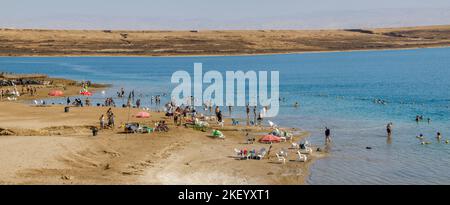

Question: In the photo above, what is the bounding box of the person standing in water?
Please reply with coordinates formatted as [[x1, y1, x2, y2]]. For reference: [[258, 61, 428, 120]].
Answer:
[[386, 122, 393, 137], [437, 132, 442, 140], [325, 127, 331, 143], [136, 99, 141, 108], [253, 106, 257, 125], [228, 105, 232, 116], [257, 112, 263, 126], [246, 104, 250, 125], [85, 98, 91, 106], [120, 88, 125, 98], [294, 102, 299, 108]]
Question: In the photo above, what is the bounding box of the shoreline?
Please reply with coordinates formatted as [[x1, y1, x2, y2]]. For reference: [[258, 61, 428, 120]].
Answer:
[[0, 75, 325, 185], [1, 45, 449, 58]]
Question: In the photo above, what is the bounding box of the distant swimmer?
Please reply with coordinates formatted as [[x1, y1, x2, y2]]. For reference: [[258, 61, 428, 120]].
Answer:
[[437, 132, 442, 140], [294, 102, 299, 108], [416, 134, 424, 139]]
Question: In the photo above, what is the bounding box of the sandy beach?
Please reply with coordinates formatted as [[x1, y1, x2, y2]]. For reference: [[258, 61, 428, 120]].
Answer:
[[1, 25, 450, 56], [0, 78, 325, 185]]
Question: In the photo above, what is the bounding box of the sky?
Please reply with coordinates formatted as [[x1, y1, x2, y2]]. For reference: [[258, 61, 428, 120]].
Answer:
[[1, 0, 450, 29]]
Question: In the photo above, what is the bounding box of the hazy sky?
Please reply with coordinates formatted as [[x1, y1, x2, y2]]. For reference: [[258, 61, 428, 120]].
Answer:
[[1, 0, 450, 29]]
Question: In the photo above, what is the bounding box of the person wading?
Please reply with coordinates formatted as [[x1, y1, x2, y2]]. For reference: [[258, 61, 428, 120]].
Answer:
[[325, 127, 331, 143]]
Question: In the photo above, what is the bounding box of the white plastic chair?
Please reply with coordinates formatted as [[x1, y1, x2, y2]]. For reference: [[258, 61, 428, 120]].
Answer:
[[276, 153, 286, 164], [300, 146, 313, 154], [234, 148, 242, 157], [257, 151, 266, 160], [297, 151, 308, 162]]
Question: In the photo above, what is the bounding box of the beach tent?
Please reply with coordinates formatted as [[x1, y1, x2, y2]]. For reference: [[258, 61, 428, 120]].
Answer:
[[259, 134, 282, 143], [211, 130, 225, 139], [48, 90, 64, 96], [80, 91, 92, 96], [212, 130, 223, 137], [136, 111, 150, 118]]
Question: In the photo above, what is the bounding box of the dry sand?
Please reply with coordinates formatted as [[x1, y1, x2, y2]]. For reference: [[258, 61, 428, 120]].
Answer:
[[0, 101, 326, 185], [1, 25, 450, 56]]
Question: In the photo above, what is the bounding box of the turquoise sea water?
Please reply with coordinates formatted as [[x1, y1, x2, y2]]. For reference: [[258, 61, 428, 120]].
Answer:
[[1, 47, 450, 184]]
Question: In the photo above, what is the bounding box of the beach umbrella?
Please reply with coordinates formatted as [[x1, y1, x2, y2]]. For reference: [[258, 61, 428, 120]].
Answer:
[[136, 111, 150, 118], [48, 90, 64, 96], [259, 134, 282, 143], [80, 91, 93, 96]]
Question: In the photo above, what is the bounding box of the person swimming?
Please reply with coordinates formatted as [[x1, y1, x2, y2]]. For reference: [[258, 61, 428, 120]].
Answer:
[[437, 132, 442, 140], [416, 134, 424, 139]]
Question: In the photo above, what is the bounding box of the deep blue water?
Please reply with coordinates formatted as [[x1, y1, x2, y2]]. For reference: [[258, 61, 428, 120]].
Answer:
[[1, 47, 450, 184]]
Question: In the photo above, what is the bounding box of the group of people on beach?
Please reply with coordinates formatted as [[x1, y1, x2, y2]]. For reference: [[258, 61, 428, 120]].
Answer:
[[67, 97, 88, 107], [0, 85, 38, 100], [99, 108, 115, 129], [244, 104, 265, 126], [21, 85, 38, 96], [104, 97, 116, 107], [164, 102, 198, 126]]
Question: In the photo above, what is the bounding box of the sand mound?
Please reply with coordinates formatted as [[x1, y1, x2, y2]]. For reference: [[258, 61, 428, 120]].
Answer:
[[0, 128, 15, 136], [0, 125, 93, 137]]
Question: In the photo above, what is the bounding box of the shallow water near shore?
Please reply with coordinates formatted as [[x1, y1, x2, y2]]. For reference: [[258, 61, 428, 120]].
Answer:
[[1, 47, 450, 184]]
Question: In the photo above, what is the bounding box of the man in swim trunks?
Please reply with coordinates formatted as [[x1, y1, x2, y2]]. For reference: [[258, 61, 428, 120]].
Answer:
[[386, 122, 393, 137], [325, 127, 331, 143]]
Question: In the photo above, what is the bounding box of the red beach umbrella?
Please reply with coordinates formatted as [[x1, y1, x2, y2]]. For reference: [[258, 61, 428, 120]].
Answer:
[[48, 90, 64, 96], [80, 91, 93, 96], [259, 134, 282, 143], [136, 111, 150, 118]]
